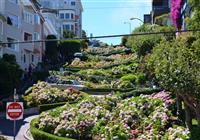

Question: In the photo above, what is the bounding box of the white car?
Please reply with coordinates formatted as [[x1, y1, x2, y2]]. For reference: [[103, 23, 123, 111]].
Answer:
[[50, 80, 85, 90]]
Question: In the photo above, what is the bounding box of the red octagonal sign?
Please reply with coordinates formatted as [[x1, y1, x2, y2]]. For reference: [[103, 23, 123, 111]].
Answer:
[[6, 102, 23, 120]]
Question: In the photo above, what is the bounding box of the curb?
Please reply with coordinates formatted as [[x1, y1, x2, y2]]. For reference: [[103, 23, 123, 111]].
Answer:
[[24, 128, 33, 140]]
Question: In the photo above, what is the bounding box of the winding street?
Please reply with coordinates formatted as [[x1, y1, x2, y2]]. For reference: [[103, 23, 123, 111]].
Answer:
[[0, 115, 38, 140]]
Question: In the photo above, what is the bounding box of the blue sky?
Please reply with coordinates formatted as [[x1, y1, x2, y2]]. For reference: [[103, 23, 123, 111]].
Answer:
[[82, 0, 151, 45]]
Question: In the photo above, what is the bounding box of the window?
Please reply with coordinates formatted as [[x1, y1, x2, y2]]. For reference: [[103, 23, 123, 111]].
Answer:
[[64, 0, 67, 4], [7, 14, 19, 27], [65, 13, 70, 19], [60, 13, 64, 19], [71, 13, 74, 19], [0, 21, 3, 35], [7, 37, 18, 50], [24, 12, 33, 24], [9, 0, 18, 4], [34, 32, 40, 41], [71, 25, 74, 31], [63, 24, 70, 30], [24, 32, 32, 41], [34, 14, 40, 24], [71, 1, 75, 6], [31, 55, 34, 62]]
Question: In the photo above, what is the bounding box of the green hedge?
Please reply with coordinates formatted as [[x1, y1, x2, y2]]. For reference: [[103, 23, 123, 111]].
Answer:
[[119, 88, 162, 99], [81, 88, 135, 93], [39, 102, 67, 113], [30, 118, 75, 140], [65, 60, 133, 71]]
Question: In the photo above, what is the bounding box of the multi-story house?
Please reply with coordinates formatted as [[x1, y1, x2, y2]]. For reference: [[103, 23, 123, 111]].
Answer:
[[39, 0, 83, 38], [41, 8, 63, 38], [151, 0, 170, 24], [0, 0, 45, 70]]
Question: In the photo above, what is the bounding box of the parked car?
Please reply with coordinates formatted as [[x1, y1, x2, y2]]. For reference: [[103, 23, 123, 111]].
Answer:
[[74, 52, 83, 57], [46, 76, 84, 90]]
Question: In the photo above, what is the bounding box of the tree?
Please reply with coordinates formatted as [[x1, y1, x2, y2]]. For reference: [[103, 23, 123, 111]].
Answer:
[[63, 30, 75, 38], [0, 54, 22, 96], [45, 35, 58, 64], [187, 0, 200, 30], [127, 24, 175, 57], [121, 36, 128, 46], [147, 34, 200, 129], [81, 30, 89, 50]]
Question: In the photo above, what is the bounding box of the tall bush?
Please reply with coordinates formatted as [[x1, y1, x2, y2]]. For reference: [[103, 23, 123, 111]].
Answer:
[[147, 34, 200, 128], [0, 54, 22, 96], [127, 24, 175, 57]]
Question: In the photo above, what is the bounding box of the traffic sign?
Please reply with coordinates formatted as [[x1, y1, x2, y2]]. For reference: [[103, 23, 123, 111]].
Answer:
[[6, 102, 23, 120]]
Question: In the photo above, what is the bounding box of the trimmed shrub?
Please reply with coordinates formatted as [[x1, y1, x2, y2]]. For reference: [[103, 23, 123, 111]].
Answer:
[[59, 40, 81, 62], [45, 35, 59, 64], [121, 74, 137, 83], [39, 102, 66, 113], [30, 119, 74, 140], [119, 88, 162, 99]]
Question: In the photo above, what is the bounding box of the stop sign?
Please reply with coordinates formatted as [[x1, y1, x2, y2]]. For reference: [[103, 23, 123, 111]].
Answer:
[[6, 102, 23, 120]]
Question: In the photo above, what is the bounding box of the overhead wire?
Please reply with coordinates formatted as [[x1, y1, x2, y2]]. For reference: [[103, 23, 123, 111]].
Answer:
[[0, 29, 200, 45]]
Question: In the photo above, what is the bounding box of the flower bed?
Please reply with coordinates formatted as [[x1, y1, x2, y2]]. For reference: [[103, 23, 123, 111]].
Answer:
[[32, 95, 190, 140], [85, 46, 128, 56], [67, 54, 136, 69], [24, 82, 87, 107]]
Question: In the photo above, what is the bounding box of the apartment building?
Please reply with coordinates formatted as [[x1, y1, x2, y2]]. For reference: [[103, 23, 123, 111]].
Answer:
[[41, 8, 62, 38], [39, 0, 83, 38], [0, 0, 45, 70]]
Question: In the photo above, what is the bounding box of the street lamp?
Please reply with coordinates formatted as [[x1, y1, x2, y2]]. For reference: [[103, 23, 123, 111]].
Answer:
[[130, 17, 144, 24], [124, 22, 132, 34]]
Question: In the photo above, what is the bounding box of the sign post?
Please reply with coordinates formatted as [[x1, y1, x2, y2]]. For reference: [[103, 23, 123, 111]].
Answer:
[[6, 89, 23, 140]]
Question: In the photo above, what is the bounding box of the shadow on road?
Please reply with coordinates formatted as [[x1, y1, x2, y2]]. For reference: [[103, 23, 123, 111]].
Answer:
[[0, 115, 30, 136]]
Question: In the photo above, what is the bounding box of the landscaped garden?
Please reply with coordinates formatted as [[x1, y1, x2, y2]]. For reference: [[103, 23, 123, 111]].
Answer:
[[25, 23, 200, 140], [31, 94, 190, 140], [24, 81, 88, 107]]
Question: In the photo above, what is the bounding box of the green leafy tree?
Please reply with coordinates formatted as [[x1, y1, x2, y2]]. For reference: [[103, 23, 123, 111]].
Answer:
[[81, 30, 89, 50], [147, 34, 200, 128], [127, 24, 175, 57], [187, 0, 200, 30], [121, 36, 128, 46], [0, 54, 22, 96], [63, 30, 75, 38]]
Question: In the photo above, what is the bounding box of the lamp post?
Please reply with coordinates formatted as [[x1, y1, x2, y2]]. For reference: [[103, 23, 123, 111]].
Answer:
[[124, 22, 132, 34], [130, 17, 144, 24]]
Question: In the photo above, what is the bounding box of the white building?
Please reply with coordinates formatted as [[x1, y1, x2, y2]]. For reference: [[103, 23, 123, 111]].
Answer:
[[39, 0, 83, 38], [0, 0, 45, 70]]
